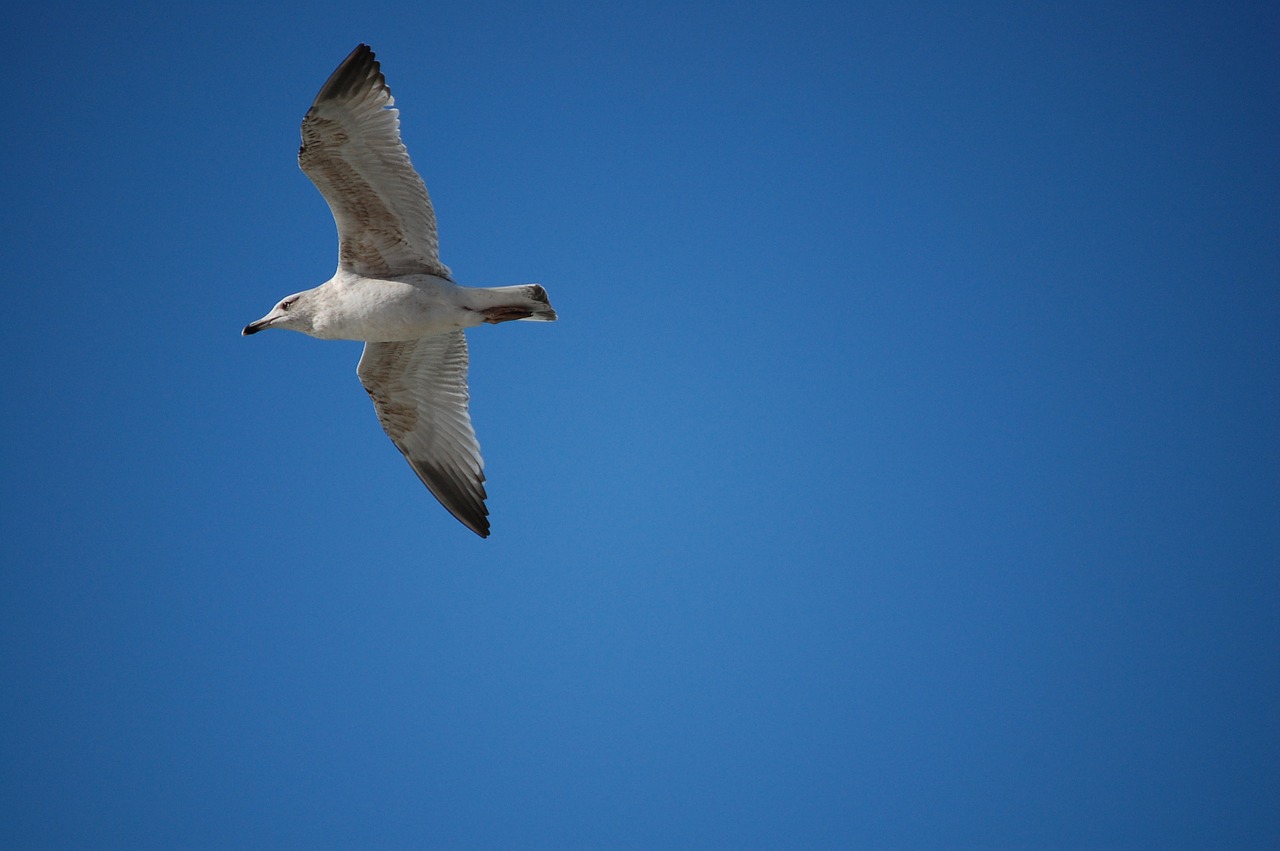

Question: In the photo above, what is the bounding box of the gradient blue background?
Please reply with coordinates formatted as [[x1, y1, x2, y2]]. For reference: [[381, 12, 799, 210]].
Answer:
[[3, 1, 1277, 848]]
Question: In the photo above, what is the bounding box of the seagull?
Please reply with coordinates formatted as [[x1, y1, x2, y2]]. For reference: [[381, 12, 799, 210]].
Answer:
[[243, 44, 556, 538]]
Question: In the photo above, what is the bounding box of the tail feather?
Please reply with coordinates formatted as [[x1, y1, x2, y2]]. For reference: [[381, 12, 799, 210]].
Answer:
[[480, 284, 557, 323]]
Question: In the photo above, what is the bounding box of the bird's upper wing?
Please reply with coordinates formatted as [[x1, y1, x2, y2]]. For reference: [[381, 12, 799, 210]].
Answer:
[[357, 332, 488, 537], [299, 44, 451, 279]]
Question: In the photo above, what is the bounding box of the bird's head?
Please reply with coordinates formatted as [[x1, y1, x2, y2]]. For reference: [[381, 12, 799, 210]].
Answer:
[[242, 292, 318, 336]]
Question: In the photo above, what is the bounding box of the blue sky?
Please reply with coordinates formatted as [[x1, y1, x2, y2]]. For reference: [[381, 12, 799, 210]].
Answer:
[[2, 1, 1277, 847]]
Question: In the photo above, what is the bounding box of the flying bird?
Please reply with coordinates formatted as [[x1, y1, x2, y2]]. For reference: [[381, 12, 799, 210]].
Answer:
[[243, 44, 556, 537]]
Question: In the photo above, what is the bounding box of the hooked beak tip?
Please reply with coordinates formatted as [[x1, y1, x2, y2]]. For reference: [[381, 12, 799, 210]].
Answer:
[[242, 322, 262, 336]]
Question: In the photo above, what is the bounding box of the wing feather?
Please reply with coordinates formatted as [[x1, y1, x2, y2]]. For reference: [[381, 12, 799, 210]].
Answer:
[[357, 333, 489, 537], [300, 44, 451, 279]]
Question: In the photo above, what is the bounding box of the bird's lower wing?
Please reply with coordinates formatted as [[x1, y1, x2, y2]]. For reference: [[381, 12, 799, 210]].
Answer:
[[357, 332, 489, 537]]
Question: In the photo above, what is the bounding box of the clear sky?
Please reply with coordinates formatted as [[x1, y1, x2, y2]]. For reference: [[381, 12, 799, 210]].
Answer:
[[2, 1, 1277, 848]]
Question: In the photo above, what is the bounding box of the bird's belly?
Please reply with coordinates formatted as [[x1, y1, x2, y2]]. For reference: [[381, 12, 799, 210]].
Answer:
[[319, 276, 481, 341]]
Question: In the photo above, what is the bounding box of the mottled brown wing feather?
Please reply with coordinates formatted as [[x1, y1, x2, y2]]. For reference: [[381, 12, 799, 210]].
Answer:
[[299, 44, 451, 279], [357, 333, 489, 537]]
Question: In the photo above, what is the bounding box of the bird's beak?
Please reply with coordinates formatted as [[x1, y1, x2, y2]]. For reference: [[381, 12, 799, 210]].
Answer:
[[242, 314, 275, 336]]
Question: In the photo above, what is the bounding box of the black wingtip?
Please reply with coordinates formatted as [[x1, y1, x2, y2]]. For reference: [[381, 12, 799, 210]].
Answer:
[[464, 509, 492, 539], [312, 43, 382, 105], [404, 458, 491, 539], [458, 513, 491, 538]]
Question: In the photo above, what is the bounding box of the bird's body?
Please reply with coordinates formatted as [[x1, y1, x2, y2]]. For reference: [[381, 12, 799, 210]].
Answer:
[[264, 270, 553, 342], [315, 272, 467, 342], [243, 44, 555, 537]]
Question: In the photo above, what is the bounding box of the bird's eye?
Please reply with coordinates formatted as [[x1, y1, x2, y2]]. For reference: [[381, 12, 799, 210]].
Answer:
[[281, 300, 292, 311]]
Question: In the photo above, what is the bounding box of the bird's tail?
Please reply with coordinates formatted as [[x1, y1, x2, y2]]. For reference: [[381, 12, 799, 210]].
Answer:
[[478, 284, 558, 323]]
